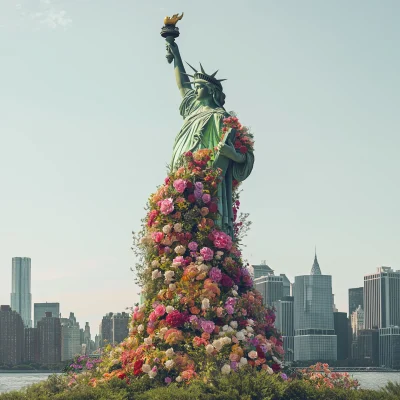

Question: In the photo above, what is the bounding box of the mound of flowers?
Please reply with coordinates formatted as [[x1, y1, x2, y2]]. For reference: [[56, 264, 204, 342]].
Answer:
[[68, 127, 287, 388]]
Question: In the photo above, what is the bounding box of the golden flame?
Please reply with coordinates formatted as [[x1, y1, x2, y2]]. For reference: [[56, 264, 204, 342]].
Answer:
[[163, 12, 184, 26]]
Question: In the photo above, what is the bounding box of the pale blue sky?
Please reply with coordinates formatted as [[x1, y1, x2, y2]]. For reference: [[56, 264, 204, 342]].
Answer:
[[1, 0, 399, 333]]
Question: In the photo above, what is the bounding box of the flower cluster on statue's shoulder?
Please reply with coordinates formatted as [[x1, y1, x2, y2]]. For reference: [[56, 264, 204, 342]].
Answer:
[[220, 116, 255, 154]]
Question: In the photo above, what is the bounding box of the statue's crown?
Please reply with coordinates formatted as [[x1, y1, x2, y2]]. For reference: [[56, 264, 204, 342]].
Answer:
[[183, 62, 227, 90]]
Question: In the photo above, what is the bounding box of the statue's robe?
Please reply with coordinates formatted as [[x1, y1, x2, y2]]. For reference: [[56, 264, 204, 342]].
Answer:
[[170, 90, 254, 237]]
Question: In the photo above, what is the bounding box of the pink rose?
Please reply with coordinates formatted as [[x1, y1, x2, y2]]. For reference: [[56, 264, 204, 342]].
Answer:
[[152, 231, 164, 243], [200, 247, 214, 261], [160, 198, 174, 215], [173, 179, 187, 193], [155, 304, 166, 317], [201, 320, 215, 334], [212, 230, 232, 250], [202, 193, 211, 204], [209, 267, 222, 282], [188, 241, 198, 251], [149, 311, 157, 322]]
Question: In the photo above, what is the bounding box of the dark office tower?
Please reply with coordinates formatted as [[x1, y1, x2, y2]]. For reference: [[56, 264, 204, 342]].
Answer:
[[348, 287, 363, 317], [0, 305, 24, 365], [364, 267, 400, 329], [24, 327, 39, 363], [273, 296, 294, 362], [37, 312, 61, 364], [353, 328, 379, 366], [333, 312, 349, 360], [379, 326, 400, 369], [10, 257, 32, 327]]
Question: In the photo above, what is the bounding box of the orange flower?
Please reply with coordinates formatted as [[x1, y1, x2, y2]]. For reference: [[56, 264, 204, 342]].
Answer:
[[190, 306, 200, 315], [201, 332, 210, 340]]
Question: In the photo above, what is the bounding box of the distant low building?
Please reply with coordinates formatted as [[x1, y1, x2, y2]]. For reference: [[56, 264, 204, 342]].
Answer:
[[100, 312, 130, 346], [24, 327, 39, 363], [38, 312, 61, 364], [0, 305, 24, 365], [252, 261, 274, 280], [61, 313, 81, 362], [352, 328, 379, 365], [379, 326, 400, 369], [334, 312, 349, 360]]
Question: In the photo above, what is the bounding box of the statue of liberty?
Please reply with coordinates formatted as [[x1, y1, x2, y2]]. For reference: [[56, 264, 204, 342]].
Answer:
[[166, 39, 254, 238]]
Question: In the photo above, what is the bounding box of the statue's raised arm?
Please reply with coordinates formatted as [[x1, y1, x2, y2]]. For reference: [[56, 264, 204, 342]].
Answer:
[[160, 13, 191, 98]]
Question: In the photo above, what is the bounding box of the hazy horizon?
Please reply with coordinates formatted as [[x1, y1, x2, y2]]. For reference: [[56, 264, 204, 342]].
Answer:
[[1, 0, 399, 334]]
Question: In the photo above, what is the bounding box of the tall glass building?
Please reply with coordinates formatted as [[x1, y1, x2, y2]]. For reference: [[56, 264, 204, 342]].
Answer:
[[10, 257, 32, 328], [293, 253, 337, 361], [273, 296, 294, 362], [364, 266, 400, 329]]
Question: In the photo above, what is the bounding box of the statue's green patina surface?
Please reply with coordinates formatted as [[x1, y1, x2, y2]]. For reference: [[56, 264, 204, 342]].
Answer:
[[165, 35, 254, 238]]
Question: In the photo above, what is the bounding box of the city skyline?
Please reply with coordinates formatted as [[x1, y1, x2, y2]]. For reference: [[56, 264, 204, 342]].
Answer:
[[1, 1, 400, 332]]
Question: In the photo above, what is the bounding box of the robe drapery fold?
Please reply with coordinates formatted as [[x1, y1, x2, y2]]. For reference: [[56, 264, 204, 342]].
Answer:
[[170, 90, 254, 237]]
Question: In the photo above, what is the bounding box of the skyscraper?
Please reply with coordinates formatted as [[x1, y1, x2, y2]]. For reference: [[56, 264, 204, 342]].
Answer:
[[34, 303, 60, 328], [280, 274, 291, 297], [293, 253, 337, 361], [100, 312, 130, 346], [273, 296, 294, 362], [0, 305, 24, 365], [348, 287, 363, 317], [10, 257, 32, 327], [364, 266, 400, 329], [254, 275, 284, 307], [379, 326, 400, 369], [351, 305, 364, 338], [61, 313, 81, 361]]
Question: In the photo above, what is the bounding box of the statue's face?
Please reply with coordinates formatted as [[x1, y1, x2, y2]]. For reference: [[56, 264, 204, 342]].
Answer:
[[194, 83, 210, 101]]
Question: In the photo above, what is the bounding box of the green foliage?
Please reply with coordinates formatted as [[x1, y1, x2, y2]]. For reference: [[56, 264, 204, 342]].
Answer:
[[1, 371, 399, 400]]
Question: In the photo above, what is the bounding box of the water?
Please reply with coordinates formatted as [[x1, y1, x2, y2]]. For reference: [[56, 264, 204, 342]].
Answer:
[[0, 371, 399, 394], [0, 372, 55, 394]]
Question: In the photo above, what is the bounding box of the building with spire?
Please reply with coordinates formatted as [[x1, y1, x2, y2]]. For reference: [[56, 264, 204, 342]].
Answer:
[[293, 252, 337, 361]]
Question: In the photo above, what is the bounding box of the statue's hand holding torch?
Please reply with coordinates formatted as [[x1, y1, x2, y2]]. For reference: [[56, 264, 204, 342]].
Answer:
[[160, 13, 184, 64]]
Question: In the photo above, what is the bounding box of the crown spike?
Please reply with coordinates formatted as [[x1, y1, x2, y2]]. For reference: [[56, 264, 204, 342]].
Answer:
[[210, 70, 219, 78], [217, 79, 227, 82], [180, 72, 194, 78], [185, 61, 198, 73], [199, 63, 206, 74]]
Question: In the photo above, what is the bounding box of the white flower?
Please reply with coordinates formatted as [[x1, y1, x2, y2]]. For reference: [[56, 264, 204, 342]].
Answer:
[[231, 290, 238, 296], [212, 339, 223, 351], [169, 283, 176, 291], [142, 364, 151, 373], [201, 298, 210, 310], [233, 285, 238, 291], [165, 348, 174, 358], [230, 321, 238, 329], [176, 376, 183, 382], [226, 326, 234, 333], [173, 223, 182, 232], [246, 326, 254, 333], [166, 306, 174, 314], [221, 364, 231, 375], [148, 370, 157, 379], [174, 245, 186, 255], [164, 270, 175, 282], [161, 256, 167, 264], [239, 357, 248, 365], [165, 360, 175, 369], [158, 327, 168, 337], [266, 366, 274, 375], [215, 251, 224, 260], [198, 263, 209, 272], [247, 319, 255, 326], [137, 324, 144, 333], [205, 344, 214, 354], [196, 256, 204, 263], [221, 336, 231, 345], [272, 356, 282, 365], [222, 325, 229, 331], [171, 262, 181, 268], [152, 269, 162, 280], [162, 225, 171, 234], [144, 337, 152, 345], [248, 350, 258, 359], [151, 260, 160, 267], [235, 331, 245, 341]]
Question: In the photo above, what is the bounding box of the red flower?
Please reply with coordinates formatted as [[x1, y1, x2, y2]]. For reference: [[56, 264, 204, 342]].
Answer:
[[209, 203, 218, 213], [256, 345, 265, 359], [133, 359, 143, 376], [272, 363, 281, 372], [166, 310, 186, 327], [220, 274, 234, 288], [116, 371, 127, 380], [239, 146, 247, 154], [188, 194, 196, 203], [186, 181, 193, 190]]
